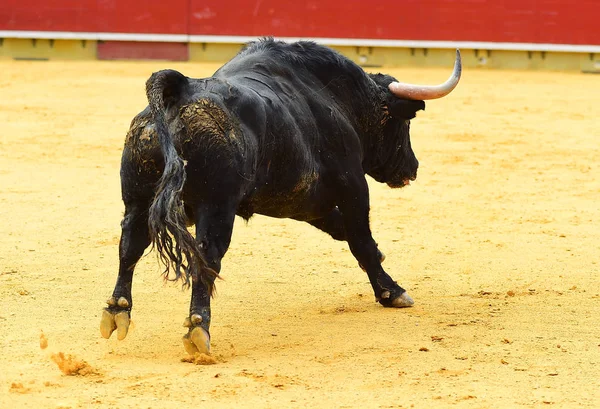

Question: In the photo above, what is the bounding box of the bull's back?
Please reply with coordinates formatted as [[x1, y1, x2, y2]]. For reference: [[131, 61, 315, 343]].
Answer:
[[214, 68, 345, 219]]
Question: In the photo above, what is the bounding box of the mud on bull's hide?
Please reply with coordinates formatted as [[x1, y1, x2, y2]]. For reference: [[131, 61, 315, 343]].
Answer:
[[125, 98, 244, 175], [124, 112, 161, 175], [178, 98, 243, 165]]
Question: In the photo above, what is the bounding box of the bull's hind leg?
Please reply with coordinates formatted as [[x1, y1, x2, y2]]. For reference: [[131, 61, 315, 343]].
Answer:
[[182, 201, 237, 355], [306, 208, 385, 268], [336, 173, 413, 308], [100, 201, 151, 340]]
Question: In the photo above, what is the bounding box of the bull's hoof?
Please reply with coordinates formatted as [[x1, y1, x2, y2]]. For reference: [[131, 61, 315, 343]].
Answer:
[[378, 290, 414, 308], [100, 298, 131, 340], [391, 292, 414, 307], [182, 326, 210, 355]]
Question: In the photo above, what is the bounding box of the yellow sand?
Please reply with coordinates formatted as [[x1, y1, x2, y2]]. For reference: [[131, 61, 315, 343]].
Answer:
[[0, 59, 599, 408]]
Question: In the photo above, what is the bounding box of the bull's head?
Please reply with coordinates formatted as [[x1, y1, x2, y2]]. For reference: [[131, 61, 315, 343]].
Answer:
[[367, 50, 462, 188]]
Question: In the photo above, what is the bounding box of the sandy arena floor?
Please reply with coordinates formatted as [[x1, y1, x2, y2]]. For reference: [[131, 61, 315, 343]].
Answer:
[[0, 58, 599, 408]]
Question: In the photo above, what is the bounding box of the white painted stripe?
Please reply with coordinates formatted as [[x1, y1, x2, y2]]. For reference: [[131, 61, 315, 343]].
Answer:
[[190, 35, 600, 53], [0, 30, 188, 42], [1, 30, 599, 53]]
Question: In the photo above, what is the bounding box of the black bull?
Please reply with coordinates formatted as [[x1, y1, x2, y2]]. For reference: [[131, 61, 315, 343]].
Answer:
[[100, 38, 461, 355]]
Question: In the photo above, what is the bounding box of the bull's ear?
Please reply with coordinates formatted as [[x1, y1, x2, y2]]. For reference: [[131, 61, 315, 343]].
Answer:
[[387, 99, 425, 120]]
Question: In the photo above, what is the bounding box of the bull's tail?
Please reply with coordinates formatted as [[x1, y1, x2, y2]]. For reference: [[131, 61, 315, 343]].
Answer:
[[145, 70, 214, 293]]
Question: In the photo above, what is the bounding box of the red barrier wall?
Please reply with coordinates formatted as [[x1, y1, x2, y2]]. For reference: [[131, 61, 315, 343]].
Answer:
[[0, 0, 189, 34], [1, 0, 599, 46], [97, 41, 189, 61], [189, 0, 599, 46]]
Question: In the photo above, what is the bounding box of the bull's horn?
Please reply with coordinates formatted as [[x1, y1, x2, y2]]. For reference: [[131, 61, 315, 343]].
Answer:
[[388, 49, 462, 100]]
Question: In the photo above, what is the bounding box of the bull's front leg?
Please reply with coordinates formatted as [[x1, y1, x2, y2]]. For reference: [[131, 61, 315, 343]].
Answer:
[[100, 202, 151, 340], [336, 174, 413, 308], [182, 202, 237, 355], [306, 207, 386, 268]]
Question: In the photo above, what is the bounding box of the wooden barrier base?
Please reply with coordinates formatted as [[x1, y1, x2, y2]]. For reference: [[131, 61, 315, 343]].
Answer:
[[0, 38, 96, 60], [1, 38, 598, 72]]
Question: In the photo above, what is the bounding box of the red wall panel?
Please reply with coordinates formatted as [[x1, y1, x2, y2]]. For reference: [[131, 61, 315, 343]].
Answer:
[[97, 41, 189, 61], [1, 0, 599, 46], [188, 0, 600, 45], [0, 0, 189, 34]]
